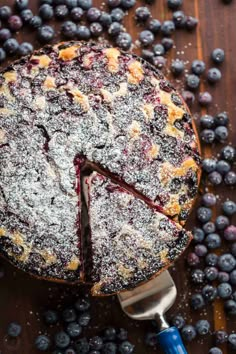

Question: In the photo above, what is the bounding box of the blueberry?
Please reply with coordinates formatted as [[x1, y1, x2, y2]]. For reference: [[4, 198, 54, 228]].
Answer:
[[116, 328, 128, 341], [3, 38, 19, 55], [37, 25, 55, 43], [54, 331, 70, 349], [18, 42, 34, 56], [78, 312, 91, 326], [217, 282, 232, 299], [202, 193, 217, 207], [144, 332, 158, 347], [74, 337, 90, 353], [197, 207, 212, 223], [111, 8, 125, 22], [186, 252, 200, 267], [62, 308, 77, 323], [207, 67, 222, 83], [103, 327, 117, 341], [116, 32, 132, 50], [35, 335, 51, 351], [208, 348, 222, 354], [172, 10, 185, 28], [29, 15, 43, 29], [70, 7, 84, 21], [224, 300, 236, 315], [202, 158, 217, 173], [201, 129, 215, 144], [185, 16, 198, 30], [141, 49, 154, 62], [135, 7, 150, 22], [108, 22, 123, 36], [161, 37, 174, 50], [190, 293, 205, 310], [191, 269, 205, 284], [216, 160, 231, 175], [0, 47, 6, 63], [214, 111, 229, 126], [65, 349, 76, 354], [40, 0, 53, 3], [218, 272, 230, 283], [224, 171, 236, 186], [193, 227, 205, 243], [181, 325, 196, 341], [107, 0, 122, 7], [7, 322, 22, 337], [99, 12, 112, 27], [139, 30, 154, 46], [200, 115, 215, 129], [195, 319, 210, 335], [77, 0, 93, 10], [232, 243, 236, 256], [208, 171, 223, 186], [152, 56, 166, 69], [65, 0, 78, 8], [229, 270, 236, 285], [120, 0, 136, 9], [182, 90, 195, 105], [89, 22, 103, 37], [147, 19, 161, 34], [215, 126, 228, 142], [0, 6, 12, 20], [214, 330, 228, 344], [8, 15, 23, 32], [215, 215, 230, 230], [61, 21, 77, 38], [89, 351, 101, 354], [224, 225, 236, 241], [202, 285, 217, 302], [204, 267, 218, 281], [118, 341, 134, 354], [186, 74, 200, 90], [43, 310, 58, 325], [39, 4, 54, 20], [212, 48, 225, 64], [15, 0, 28, 11], [191, 59, 206, 75], [20, 8, 33, 22], [221, 145, 235, 162], [89, 336, 103, 350], [171, 59, 184, 76], [55, 5, 69, 19], [194, 244, 208, 257], [153, 44, 165, 56], [171, 315, 185, 329], [205, 253, 218, 266], [102, 342, 117, 354], [77, 25, 91, 39], [233, 291, 236, 301], [218, 253, 236, 272], [167, 0, 183, 10], [161, 20, 175, 36], [0, 28, 11, 42], [228, 334, 236, 350], [198, 91, 212, 106], [223, 200, 236, 216], [203, 222, 216, 234], [87, 7, 101, 22], [66, 322, 82, 338]]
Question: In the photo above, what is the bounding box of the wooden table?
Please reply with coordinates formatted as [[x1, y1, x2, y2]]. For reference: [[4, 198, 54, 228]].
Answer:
[[0, 0, 236, 353]]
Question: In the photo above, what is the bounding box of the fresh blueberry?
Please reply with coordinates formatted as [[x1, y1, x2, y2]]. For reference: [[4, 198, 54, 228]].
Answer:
[[7, 322, 22, 337], [147, 19, 161, 34], [182, 90, 195, 105], [233, 291, 236, 301], [218, 253, 236, 272], [74, 337, 90, 353], [190, 293, 205, 310], [201, 129, 215, 144], [208, 348, 222, 354], [15, 0, 28, 11], [152, 56, 166, 69], [216, 160, 231, 175], [217, 282, 232, 298], [202, 193, 217, 207], [203, 222, 216, 234], [208, 171, 223, 186], [185, 16, 198, 30], [224, 300, 236, 315], [172, 10, 185, 28], [107, 0, 122, 7], [194, 244, 208, 257], [161, 20, 175, 36], [0, 48, 6, 63], [55, 5, 69, 19], [215, 215, 229, 230], [161, 37, 174, 51], [54, 331, 70, 349], [181, 325, 196, 341], [229, 269, 236, 285], [118, 341, 134, 354], [214, 330, 228, 344], [103, 327, 117, 341], [120, 0, 136, 9], [18, 42, 34, 56], [202, 285, 217, 302], [141, 49, 154, 62], [3, 38, 19, 55], [197, 207, 212, 223], [200, 115, 215, 129], [102, 342, 117, 354], [215, 126, 228, 142], [202, 158, 217, 173], [87, 7, 101, 22], [78, 312, 91, 327], [62, 308, 77, 323], [198, 91, 212, 106], [232, 243, 236, 257], [20, 8, 33, 22], [224, 225, 236, 241], [70, 7, 84, 21], [108, 22, 123, 36], [65, 0, 78, 8], [186, 74, 200, 90], [66, 322, 82, 338], [8, 15, 23, 31], [204, 267, 218, 281], [65, 349, 76, 354], [39, 4, 54, 20], [89, 22, 103, 37], [224, 171, 236, 186], [135, 6, 150, 22], [228, 334, 236, 349], [195, 320, 210, 335], [77, 0, 93, 10], [35, 335, 51, 351], [186, 252, 200, 267], [89, 336, 103, 350], [205, 253, 218, 266], [0, 28, 11, 42], [116, 328, 128, 341], [37, 25, 55, 43], [207, 67, 222, 83], [116, 32, 132, 50], [0, 6, 12, 20], [43, 310, 58, 325], [139, 30, 154, 46], [171, 315, 185, 329], [99, 12, 112, 27], [221, 145, 235, 162], [29, 15, 43, 29], [167, 0, 183, 10], [191, 269, 205, 284], [77, 25, 91, 39], [61, 20, 77, 38], [144, 332, 158, 347], [222, 200, 236, 216], [171, 59, 184, 76], [191, 59, 206, 75], [211, 48, 225, 64], [218, 272, 230, 283], [193, 227, 205, 243], [214, 111, 229, 126]]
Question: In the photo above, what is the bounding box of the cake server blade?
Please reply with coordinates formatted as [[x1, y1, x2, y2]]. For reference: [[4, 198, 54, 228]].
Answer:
[[118, 270, 188, 353]]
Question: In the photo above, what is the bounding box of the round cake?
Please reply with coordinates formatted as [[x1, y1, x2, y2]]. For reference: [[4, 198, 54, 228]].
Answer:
[[0, 41, 201, 295]]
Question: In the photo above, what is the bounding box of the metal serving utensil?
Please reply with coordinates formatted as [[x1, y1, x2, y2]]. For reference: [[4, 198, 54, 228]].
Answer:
[[118, 270, 188, 354]]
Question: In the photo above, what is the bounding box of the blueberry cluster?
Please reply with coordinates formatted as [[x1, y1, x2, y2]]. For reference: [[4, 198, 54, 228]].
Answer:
[[200, 112, 229, 144], [202, 146, 236, 186]]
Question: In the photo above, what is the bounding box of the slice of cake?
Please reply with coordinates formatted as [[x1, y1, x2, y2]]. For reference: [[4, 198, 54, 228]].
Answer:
[[85, 172, 192, 296]]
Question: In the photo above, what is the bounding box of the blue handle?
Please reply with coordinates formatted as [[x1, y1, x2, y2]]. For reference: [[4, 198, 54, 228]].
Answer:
[[157, 327, 188, 354]]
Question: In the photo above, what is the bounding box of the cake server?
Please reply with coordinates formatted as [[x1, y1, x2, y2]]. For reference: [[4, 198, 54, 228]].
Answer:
[[118, 270, 187, 354]]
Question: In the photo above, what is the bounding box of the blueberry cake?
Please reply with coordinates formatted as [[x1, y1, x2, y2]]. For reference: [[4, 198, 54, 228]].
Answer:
[[84, 172, 192, 296], [0, 41, 200, 290]]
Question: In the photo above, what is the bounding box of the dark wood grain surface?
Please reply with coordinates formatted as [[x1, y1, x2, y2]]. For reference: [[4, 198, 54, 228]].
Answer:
[[0, 0, 236, 353]]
